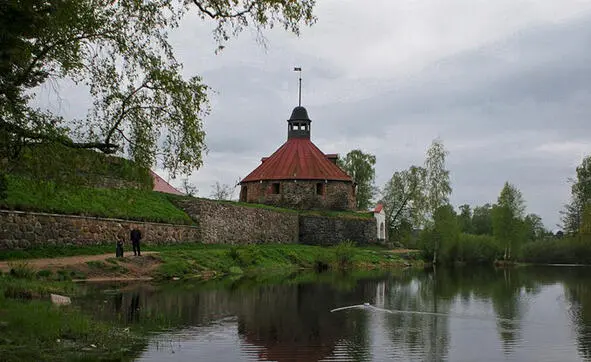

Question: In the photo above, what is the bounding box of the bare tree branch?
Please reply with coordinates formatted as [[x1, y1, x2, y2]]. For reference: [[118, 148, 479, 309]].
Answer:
[[192, 0, 257, 19]]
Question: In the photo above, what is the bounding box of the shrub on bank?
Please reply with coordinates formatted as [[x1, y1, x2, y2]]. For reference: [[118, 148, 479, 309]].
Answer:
[[334, 240, 356, 269], [520, 236, 591, 264], [457, 234, 502, 264], [418, 232, 502, 264]]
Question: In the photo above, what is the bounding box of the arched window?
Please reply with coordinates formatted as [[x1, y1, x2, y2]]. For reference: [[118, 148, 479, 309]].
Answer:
[[380, 222, 385, 239]]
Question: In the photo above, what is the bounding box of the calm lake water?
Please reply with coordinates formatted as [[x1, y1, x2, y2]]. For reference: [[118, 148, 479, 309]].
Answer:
[[80, 266, 591, 361]]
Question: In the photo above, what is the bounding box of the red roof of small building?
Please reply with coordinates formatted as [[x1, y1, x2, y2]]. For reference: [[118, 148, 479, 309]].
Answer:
[[374, 204, 384, 213], [241, 138, 353, 183], [150, 170, 183, 195]]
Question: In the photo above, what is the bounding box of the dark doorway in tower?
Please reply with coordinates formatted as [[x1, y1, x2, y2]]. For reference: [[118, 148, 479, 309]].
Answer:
[[316, 182, 324, 196], [272, 183, 280, 194]]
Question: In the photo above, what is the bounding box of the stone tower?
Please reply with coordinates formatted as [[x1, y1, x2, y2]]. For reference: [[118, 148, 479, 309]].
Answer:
[[239, 106, 356, 210]]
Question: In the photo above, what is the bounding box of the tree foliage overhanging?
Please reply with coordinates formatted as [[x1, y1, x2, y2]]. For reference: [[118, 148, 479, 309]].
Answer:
[[0, 0, 316, 175]]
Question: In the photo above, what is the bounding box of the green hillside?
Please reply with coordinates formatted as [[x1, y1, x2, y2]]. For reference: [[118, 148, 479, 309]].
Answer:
[[1, 175, 194, 225]]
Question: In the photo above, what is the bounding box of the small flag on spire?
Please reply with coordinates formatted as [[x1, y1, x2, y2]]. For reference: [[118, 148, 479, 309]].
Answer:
[[294, 67, 302, 71]]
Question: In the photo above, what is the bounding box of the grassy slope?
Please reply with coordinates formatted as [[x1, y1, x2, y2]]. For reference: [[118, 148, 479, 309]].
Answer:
[[1, 175, 193, 225], [10, 143, 153, 190]]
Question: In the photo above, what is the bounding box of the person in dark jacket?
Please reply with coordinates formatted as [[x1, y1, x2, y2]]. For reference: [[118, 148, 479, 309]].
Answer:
[[130, 228, 142, 256], [116, 224, 126, 257]]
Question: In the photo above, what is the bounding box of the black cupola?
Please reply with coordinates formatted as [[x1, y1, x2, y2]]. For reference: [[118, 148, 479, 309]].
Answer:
[[287, 106, 311, 140]]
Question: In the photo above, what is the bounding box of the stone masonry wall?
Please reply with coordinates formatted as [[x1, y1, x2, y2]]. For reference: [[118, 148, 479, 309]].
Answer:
[[0, 210, 199, 249], [172, 198, 299, 244], [241, 180, 355, 211], [0, 199, 376, 249], [298, 215, 376, 246]]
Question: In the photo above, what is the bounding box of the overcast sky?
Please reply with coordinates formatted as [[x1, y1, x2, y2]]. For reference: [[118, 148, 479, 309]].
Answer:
[[43, 0, 591, 229]]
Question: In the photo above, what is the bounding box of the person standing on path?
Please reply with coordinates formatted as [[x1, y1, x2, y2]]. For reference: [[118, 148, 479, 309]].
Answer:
[[130, 228, 142, 256], [116, 224, 126, 258]]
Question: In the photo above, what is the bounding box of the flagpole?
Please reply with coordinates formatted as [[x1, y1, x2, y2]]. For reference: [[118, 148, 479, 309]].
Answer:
[[294, 67, 302, 106]]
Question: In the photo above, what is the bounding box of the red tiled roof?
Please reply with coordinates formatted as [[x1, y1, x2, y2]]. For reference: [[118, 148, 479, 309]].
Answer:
[[150, 170, 183, 195], [374, 204, 383, 213], [241, 138, 353, 182]]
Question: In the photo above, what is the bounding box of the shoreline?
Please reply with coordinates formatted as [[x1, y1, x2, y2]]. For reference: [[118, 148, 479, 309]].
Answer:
[[0, 243, 424, 282]]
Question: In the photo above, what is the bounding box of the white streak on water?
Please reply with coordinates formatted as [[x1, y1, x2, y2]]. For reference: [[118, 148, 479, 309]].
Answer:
[[330, 303, 551, 326]]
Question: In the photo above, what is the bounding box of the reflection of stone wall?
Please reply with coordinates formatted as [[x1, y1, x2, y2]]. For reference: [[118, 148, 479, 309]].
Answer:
[[240, 180, 355, 211], [0, 210, 199, 249], [173, 198, 299, 244], [299, 215, 376, 245]]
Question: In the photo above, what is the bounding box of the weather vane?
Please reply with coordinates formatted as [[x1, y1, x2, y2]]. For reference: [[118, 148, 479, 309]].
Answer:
[[294, 67, 302, 106]]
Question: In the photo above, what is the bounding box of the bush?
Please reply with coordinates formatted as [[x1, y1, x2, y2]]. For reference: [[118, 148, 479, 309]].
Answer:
[[334, 240, 356, 269], [418, 232, 502, 264], [236, 245, 263, 267], [227, 246, 240, 262], [36, 269, 52, 278], [228, 266, 243, 275], [226, 245, 263, 267], [313, 252, 331, 272], [8, 262, 35, 279], [520, 236, 591, 264], [457, 233, 502, 264]]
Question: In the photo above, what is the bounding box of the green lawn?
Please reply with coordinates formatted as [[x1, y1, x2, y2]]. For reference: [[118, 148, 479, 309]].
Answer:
[[1, 175, 193, 225]]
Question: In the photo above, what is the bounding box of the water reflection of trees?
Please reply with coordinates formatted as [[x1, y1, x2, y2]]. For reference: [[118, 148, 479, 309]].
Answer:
[[559, 269, 591, 360], [381, 266, 547, 360], [79, 267, 591, 361], [381, 270, 450, 361]]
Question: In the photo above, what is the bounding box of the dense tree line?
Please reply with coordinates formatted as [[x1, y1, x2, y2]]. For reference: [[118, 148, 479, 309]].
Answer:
[[376, 137, 585, 264]]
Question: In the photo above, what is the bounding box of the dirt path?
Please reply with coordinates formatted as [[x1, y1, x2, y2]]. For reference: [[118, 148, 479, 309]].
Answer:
[[0, 251, 158, 273]]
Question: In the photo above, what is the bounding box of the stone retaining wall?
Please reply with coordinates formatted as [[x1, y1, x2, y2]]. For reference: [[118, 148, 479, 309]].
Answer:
[[298, 215, 376, 246], [0, 200, 377, 249], [173, 198, 299, 244], [0, 210, 199, 249]]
